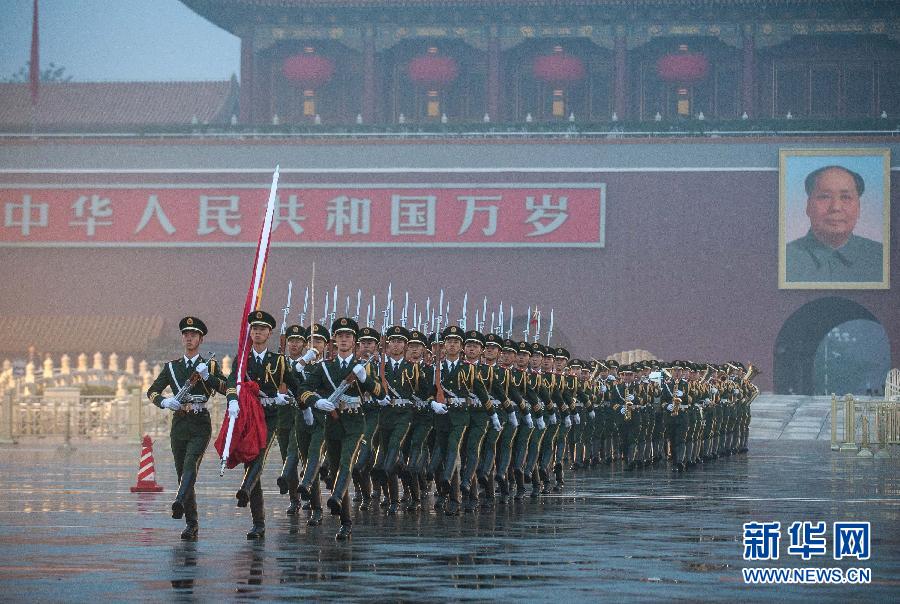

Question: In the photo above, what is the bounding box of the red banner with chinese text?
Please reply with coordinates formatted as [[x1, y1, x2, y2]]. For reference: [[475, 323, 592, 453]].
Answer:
[[0, 181, 605, 247]]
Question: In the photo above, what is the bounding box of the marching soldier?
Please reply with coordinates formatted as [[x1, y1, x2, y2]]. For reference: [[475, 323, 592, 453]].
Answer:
[[428, 325, 491, 516], [351, 325, 382, 511], [460, 329, 502, 513], [226, 310, 302, 539], [476, 334, 523, 509], [511, 341, 542, 500], [294, 323, 330, 527], [276, 324, 313, 515], [297, 317, 384, 540], [373, 325, 424, 514], [401, 329, 434, 511], [147, 316, 227, 540], [493, 338, 528, 504]]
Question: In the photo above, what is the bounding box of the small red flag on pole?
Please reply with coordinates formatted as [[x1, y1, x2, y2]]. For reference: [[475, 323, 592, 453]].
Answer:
[[30, 0, 39, 105]]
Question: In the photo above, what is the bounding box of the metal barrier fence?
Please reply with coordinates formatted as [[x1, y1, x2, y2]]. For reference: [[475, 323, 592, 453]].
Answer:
[[0, 388, 227, 444], [830, 394, 899, 458]]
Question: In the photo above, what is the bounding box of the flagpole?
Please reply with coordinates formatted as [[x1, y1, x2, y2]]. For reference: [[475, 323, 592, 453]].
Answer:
[[219, 165, 280, 474]]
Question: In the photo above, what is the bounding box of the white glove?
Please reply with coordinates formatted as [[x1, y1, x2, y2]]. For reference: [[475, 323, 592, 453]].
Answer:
[[228, 399, 239, 418], [620, 406, 627, 415], [625, 394, 635, 402], [315, 399, 335, 412], [195, 362, 209, 381], [352, 363, 367, 382], [606, 375, 616, 381], [574, 413, 581, 425], [431, 400, 448, 414], [508, 411, 518, 428], [550, 413, 558, 425], [667, 403, 674, 412], [378, 397, 390, 407], [601, 385, 608, 393], [491, 413, 501, 431], [161, 397, 181, 411], [675, 390, 684, 397], [733, 388, 741, 395], [302, 349, 318, 363], [564, 416, 572, 428], [588, 410, 596, 419], [525, 413, 534, 429], [536, 417, 546, 430], [709, 387, 718, 395], [275, 392, 290, 406], [642, 377, 650, 384], [302, 407, 314, 426]]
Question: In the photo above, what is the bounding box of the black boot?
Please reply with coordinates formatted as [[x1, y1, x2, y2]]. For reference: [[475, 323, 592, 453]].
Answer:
[[277, 451, 299, 495], [171, 469, 196, 520], [286, 497, 301, 515], [236, 459, 264, 508], [335, 524, 352, 541], [513, 469, 526, 500], [306, 508, 323, 526], [180, 522, 198, 541], [246, 524, 265, 539], [327, 469, 351, 517]]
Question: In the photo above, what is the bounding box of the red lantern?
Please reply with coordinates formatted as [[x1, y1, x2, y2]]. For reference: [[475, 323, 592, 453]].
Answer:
[[408, 51, 459, 87], [656, 47, 709, 84], [282, 52, 335, 88], [533, 49, 585, 85]]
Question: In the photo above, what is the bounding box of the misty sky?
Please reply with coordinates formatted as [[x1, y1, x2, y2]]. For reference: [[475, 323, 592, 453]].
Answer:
[[0, 0, 240, 81]]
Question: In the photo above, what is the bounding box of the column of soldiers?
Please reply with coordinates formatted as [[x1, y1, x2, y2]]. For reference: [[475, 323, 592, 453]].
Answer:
[[148, 312, 758, 541]]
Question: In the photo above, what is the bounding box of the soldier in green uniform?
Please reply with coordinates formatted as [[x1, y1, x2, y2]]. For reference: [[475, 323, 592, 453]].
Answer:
[[476, 333, 522, 509], [401, 329, 434, 511], [510, 340, 540, 500], [351, 325, 381, 511], [293, 324, 329, 527], [493, 338, 529, 504], [535, 348, 560, 494], [298, 317, 384, 540], [459, 329, 502, 513], [428, 325, 490, 516], [373, 325, 424, 514], [276, 324, 315, 515], [550, 348, 573, 490], [526, 344, 553, 497], [226, 310, 302, 539], [147, 316, 227, 540]]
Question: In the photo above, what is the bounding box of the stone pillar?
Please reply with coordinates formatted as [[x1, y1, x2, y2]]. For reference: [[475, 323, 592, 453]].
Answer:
[[42, 354, 54, 379], [741, 24, 756, 118], [240, 35, 255, 123], [486, 26, 501, 121], [92, 352, 103, 371], [255, 53, 273, 125], [77, 353, 88, 372], [362, 25, 377, 124], [116, 376, 128, 398], [614, 26, 628, 119], [138, 360, 148, 378], [60, 354, 71, 375], [108, 352, 119, 372], [25, 362, 35, 384], [125, 356, 135, 375]]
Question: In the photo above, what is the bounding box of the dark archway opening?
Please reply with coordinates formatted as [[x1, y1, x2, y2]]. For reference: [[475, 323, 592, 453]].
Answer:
[[774, 297, 888, 395]]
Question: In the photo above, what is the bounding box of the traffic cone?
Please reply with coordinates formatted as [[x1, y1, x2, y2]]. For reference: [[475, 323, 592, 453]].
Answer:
[[130, 434, 164, 493]]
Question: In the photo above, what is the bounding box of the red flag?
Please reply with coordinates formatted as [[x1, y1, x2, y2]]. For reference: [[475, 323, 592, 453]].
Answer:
[[214, 167, 280, 467], [29, 0, 39, 105]]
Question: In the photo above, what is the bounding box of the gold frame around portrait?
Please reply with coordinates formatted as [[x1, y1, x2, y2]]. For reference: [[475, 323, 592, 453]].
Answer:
[[778, 148, 891, 290]]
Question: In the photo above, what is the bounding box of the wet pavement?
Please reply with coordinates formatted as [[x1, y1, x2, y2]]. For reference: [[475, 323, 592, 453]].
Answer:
[[0, 439, 897, 601]]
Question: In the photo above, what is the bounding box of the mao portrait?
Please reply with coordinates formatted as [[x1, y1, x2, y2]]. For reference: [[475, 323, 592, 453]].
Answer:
[[779, 149, 890, 289]]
